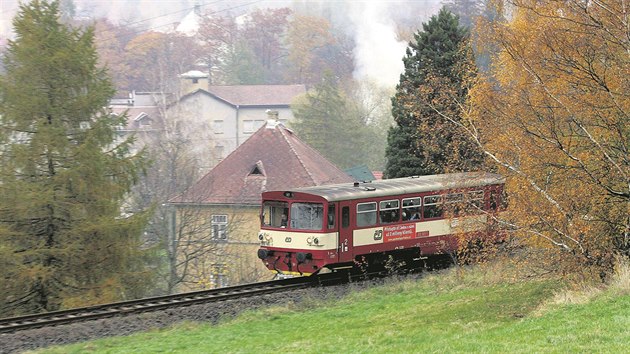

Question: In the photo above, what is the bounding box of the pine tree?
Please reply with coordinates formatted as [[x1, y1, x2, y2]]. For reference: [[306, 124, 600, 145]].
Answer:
[[384, 7, 485, 178], [0, 0, 150, 315]]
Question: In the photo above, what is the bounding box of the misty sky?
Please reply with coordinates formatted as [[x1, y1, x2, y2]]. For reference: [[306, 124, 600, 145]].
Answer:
[[0, 0, 442, 88]]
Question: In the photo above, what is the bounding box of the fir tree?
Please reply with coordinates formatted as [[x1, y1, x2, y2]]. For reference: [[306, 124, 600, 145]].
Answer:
[[0, 0, 150, 315], [290, 72, 367, 169], [384, 8, 485, 178]]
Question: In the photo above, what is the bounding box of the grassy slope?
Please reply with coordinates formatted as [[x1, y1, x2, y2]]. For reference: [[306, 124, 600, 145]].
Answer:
[[38, 264, 630, 354]]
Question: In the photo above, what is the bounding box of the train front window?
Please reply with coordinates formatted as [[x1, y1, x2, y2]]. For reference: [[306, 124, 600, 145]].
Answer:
[[261, 201, 289, 228], [290, 203, 324, 230]]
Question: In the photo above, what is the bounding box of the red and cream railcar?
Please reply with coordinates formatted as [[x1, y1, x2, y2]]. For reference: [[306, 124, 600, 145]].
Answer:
[[257, 172, 505, 276]]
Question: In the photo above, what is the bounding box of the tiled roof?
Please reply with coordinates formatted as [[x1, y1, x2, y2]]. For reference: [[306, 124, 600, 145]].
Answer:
[[205, 84, 306, 106], [170, 121, 354, 205]]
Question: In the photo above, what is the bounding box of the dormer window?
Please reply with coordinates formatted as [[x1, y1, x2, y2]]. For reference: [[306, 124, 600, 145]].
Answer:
[[134, 112, 152, 127], [248, 161, 266, 177]]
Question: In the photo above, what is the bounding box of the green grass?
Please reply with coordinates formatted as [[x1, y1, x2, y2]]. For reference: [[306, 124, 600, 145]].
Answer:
[[36, 263, 630, 354]]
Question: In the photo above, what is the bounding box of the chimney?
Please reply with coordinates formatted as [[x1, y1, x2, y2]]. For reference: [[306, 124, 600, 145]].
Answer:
[[179, 70, 209, 94], [265, 110, 280, 129]]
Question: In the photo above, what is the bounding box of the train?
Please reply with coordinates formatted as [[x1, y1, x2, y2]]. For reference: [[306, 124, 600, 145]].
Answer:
[[257, 172, 505, 276]]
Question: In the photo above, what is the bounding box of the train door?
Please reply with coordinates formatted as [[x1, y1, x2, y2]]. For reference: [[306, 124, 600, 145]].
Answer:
[[338, 201, 354, 263]]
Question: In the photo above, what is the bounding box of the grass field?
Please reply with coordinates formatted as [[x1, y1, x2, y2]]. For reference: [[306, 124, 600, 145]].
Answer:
[[36, 261, 630, 353]]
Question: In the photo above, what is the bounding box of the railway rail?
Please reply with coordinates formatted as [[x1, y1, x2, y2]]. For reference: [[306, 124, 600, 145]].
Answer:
[[0, 270, 375, 334]]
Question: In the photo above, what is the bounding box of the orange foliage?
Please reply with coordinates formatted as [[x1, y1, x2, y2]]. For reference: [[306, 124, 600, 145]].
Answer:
[[467, 0, 629, 278]]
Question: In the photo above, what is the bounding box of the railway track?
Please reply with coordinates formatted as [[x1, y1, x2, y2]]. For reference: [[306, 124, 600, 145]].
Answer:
[[0, 271, 353, 334]]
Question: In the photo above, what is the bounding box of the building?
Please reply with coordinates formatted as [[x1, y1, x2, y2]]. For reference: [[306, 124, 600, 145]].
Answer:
[[167, 114, 354, 289], [110, 73, 306, 173]]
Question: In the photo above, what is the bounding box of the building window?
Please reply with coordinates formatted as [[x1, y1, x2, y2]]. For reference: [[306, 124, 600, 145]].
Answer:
[[243, 120, 254, 133], [244, 120, 265, 133], [211, 214, 228, 241], [214, 145, 224, 161], [213, 120, 224, 134], [210, 263, 228, 288]]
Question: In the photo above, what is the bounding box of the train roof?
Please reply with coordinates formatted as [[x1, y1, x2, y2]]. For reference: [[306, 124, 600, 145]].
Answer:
[[264, 172, 505, 202]]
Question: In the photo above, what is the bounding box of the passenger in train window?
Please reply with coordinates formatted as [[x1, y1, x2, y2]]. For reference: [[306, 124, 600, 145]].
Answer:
[[280, 213, 288, 227], [410, 209, 421, 220]]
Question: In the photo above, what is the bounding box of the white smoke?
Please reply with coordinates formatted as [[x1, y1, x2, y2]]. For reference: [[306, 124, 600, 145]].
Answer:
[[348, 2, 407, 88]]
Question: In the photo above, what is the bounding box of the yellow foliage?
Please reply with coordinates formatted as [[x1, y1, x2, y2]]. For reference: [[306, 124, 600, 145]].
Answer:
[[468, 0, 629, 276]]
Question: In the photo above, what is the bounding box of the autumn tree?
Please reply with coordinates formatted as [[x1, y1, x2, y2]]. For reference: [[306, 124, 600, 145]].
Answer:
[[466, 0, 629, 276], [127, 99, 228, 293], [0, 0, 151, 316], [346, 79, 396, 171], [240, 7, 292, 83], [124, 31, 202, 92], [197, 12, 265, 85], [285, 14, 335, 85], [93, 19, 135, 91], [385, 8, 485, 178]]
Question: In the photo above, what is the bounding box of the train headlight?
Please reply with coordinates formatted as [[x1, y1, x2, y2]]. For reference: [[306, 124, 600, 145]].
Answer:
[[306, 236, 323, 246], [307, 236, 322, 246]]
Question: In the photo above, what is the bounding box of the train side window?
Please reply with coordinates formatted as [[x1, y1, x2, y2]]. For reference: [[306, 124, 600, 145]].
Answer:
[[402, 197, 421, 221], [328, 203, 336, 229], [356, 202, 377, 227], [379, 199, 400, 224], [423, 195, 443, 219], [445, 193, 464, 217], [467, 190, 484, 213], [342, 206, 350, 228]]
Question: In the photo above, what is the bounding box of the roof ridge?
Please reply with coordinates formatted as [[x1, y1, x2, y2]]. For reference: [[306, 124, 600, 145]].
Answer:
[[279, 127, 317, 185]]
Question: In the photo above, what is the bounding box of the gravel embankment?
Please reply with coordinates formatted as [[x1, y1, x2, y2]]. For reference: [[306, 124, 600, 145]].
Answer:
[[0, 280, 379, 354]]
